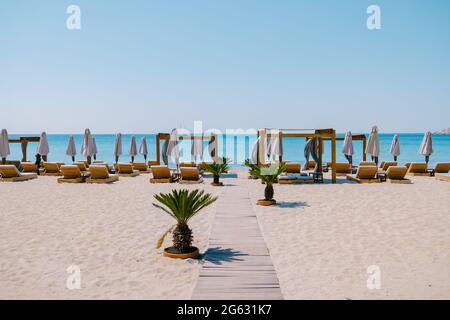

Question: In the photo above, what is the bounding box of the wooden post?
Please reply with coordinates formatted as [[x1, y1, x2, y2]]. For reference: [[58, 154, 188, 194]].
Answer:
[[362, 136, 367, 161], [20, 139, 28, 162], [155, 134, 161, 165], [331, 130, 337, 183]]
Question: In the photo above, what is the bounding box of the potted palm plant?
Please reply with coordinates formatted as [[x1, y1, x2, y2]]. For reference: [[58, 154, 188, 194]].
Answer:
[[153, 189, 217, 259], [205, 157, 231, 186], [248, 163, 286, 206]]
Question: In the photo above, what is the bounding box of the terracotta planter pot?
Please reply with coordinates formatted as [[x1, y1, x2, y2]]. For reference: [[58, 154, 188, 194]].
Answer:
[[256, 199, 276, 206], [163, 247, 199, 259]]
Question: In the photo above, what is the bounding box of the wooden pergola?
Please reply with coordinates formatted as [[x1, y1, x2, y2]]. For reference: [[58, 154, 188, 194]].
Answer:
[[258, 128, 338, 183], [323, 133, 367, 161], [6, 136, 40, 162], [150, 132, 217, 166]]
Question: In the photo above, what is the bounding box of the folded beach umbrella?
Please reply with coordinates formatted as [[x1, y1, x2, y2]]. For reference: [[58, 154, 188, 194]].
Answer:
[[139, 137, 148, 161], [167, 129, 180, 166], [390, 134, 400, 161], [419, 131, 433, 164], [208, 132, 219, 163], [36, 132, 50, 161], [191, 135, 204, 163], [365, 126, 380, 165], [113, 133, 122, 163], [129, 136, 138, 163], [66, 136, 77, 162], [81, 129, 96, 164], [0, 129, 10, 164], [342, 131, 354, 164]]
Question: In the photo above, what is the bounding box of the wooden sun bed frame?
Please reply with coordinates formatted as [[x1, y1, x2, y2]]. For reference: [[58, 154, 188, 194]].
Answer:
[[116, 163, 140, 177], [0, 165, 37, 182], [150, 166, 176, 183], [132, 162, 150, 173], [57, 165, 89, 183], [86, 165, 119, 184], [41, 162, 64, 176], [179, 167, 203, 184], [20, 162, 38, 173], [278, 174, 314, 184], [385, 166, 411, 184], [346, 166, 381, 183]]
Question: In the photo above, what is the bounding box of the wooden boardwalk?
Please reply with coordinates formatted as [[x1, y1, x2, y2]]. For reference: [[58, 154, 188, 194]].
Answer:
[[192, 184, 283, 300]]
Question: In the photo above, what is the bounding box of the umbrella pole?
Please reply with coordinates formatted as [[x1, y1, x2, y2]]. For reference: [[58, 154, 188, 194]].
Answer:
[[72, 156, 75, 162], [394, 156, 397, 161], [425, 156, 429, 164], [144, 155, 147, 162], [87, 156, 92, 165], [115, 156, 119, 164], [1, 157, 5, 164], [131, 156, 134, 163], [373, 156, 378, 166]]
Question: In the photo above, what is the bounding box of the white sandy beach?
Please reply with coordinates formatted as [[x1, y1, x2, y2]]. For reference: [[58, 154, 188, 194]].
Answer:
[[248, 174, 450, 299], [0, 171, 449, 299], [0, 175, 221, 299]]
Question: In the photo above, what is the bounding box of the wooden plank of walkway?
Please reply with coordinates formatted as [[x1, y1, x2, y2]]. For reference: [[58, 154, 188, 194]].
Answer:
[[192, 183, 283, 300]]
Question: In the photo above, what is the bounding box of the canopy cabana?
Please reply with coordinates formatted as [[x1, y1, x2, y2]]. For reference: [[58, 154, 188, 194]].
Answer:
[[256, 128, 338, 183], [151, 132, 218, 166], [7, 136, 40, 163], [322, 133, 367, 162]]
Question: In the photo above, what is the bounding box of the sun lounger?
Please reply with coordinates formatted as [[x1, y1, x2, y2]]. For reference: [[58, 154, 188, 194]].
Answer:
[[42, 162, 63, 176], [385, 166, 411, 184], [86, 165, 119, 184], [116, 163, 140, 177], [150, 165, 175, 183], [284, 162, 302, 174], [359, 161, 377, 167], [346, 166, 381, 183], [179, 162, 197, 168], [132, 162, 150, 173], [406, 163, 429, 176], [0, 165, 37, 182], [432, 163, 450, 174], [304, 160, 316, 170], [20, 162, 38, 173], [74, 162, 89, 172], [436, 173, 450, 182], [379, 161, 398, 172], [57, 165, 88, 183], [198, 162, 213, 172], [179, 167, 203, 184], [334, 163, 352, 176], [278, 173, 314, 184]]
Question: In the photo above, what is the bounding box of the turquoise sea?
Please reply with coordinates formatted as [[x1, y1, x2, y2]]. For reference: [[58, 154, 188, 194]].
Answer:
[[7, 133, 450, 168]]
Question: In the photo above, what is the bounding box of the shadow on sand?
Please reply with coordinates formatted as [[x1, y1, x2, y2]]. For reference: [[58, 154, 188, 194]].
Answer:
[[276, 201, 310, 208], [200, 247, 248, 265]]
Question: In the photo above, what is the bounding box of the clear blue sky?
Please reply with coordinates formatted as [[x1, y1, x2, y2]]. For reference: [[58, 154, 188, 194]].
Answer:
[[1, 0, 449, 134]]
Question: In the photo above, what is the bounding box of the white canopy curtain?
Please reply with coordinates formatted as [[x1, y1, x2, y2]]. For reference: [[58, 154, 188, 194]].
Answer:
[[208, 132, 219, 163], [191, 135, 204, 163], [166, 129, 180, 166]]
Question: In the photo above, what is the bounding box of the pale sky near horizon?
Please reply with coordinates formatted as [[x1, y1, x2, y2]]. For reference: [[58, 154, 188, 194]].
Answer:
[[1, 0, 449, 134]]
